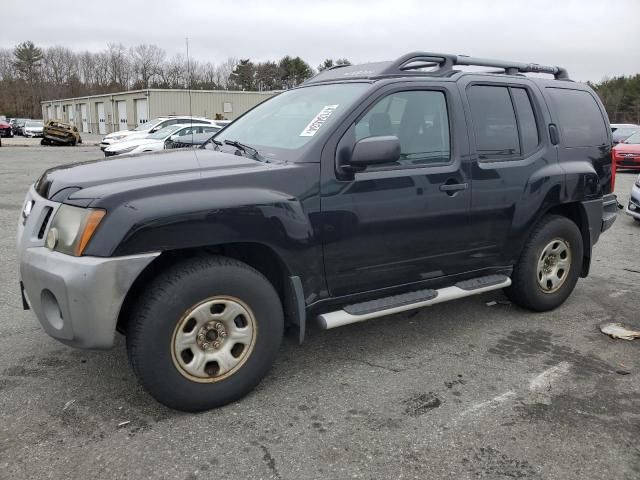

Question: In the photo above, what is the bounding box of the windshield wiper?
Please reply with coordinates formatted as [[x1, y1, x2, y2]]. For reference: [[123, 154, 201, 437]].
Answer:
[[201, 136, 223, 150], [223, 140, 264, 161]]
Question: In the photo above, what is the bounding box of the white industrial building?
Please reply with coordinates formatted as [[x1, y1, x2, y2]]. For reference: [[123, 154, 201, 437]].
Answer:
[[41, 89, 277, 135]]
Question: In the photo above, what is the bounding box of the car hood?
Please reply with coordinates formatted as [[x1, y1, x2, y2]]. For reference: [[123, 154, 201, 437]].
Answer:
[[107, 137, 161, 151], [104, 130, 142, 140], [25, 126, 43, 131], [614, 143, 640, 154], [35, 149, 273, 202]]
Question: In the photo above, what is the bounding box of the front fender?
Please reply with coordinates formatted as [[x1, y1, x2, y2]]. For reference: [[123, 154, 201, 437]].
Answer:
[[85, 186, 321, 282]]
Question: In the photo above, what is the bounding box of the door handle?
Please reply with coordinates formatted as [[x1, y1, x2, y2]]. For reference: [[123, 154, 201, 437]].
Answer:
[[439, 183, 468, 193]]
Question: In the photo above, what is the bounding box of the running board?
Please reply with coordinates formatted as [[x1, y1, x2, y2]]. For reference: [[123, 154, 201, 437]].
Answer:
[[317, 274, 511, 329]]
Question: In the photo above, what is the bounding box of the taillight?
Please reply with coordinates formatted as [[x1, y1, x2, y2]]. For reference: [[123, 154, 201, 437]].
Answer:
[[611, 150, 617, 191]]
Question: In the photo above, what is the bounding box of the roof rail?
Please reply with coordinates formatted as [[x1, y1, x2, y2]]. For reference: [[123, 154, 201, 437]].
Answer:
[[379, 51, 569, 80], [454, 54, 569, 80]]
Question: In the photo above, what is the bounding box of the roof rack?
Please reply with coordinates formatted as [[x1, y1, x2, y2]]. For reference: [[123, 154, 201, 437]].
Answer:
[[379, 51, 569, 80], [304, 51, 569, 84]]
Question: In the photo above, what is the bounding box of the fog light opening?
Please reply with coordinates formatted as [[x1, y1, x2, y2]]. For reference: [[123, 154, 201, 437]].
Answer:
[[41, 289, 63, 330]]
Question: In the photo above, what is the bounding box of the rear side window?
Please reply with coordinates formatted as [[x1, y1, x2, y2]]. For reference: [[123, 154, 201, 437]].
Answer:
[[511, 88, 539, 155], [467, 86, 520, 159], [468, 85, 541, 160], [546, 88, 608, 147]]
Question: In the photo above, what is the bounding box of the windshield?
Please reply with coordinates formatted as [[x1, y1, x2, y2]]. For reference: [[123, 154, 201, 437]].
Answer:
[[215, 83, 369, 160], [147, 124, 183, 140], [26, 121, 42, 128], [623, 132, 640, 144], [134, 118, 164, 132]]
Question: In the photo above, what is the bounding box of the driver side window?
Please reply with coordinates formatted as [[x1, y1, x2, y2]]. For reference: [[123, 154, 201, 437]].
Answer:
[[354, 90, 451, 168]]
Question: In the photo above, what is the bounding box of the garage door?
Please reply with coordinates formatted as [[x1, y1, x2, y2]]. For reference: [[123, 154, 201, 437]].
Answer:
[[80, 104, 88, 132], [135, 99, 148, 126], [55, 105, 61, 120], [97, 102, 106, 134], [68, 105, 74, 125], [46, 106, 52, 121], [116, 101, 128, 131]]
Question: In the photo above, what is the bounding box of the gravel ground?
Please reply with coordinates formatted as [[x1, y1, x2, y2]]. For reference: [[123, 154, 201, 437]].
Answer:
[[0, 144, 639, 480]]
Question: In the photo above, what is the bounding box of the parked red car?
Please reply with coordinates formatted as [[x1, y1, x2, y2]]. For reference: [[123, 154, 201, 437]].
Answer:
[[613, 131, 640, 170], [0, 120, 14, 138]]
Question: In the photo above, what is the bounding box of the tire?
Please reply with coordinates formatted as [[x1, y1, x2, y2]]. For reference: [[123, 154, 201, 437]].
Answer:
[[126, 255, 284, 411], [505, 215, 583, 312]]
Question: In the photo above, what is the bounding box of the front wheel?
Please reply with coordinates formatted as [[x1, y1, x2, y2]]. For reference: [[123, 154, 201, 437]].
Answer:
[[505, 215, 583, 312], [126, 255, 284, 411]]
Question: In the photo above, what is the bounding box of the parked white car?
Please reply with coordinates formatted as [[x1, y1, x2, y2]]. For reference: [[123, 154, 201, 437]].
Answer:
[[104, 123, 220, 157], [626, 174, 640, 223], [23, 120, 44, 137], [100, 116, 215, 151]]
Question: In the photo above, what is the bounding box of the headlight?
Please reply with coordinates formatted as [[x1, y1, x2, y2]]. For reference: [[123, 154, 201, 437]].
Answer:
[[635, 175, 640, 188], [110, 135, 125, 141], [46, 204, 105, 256]]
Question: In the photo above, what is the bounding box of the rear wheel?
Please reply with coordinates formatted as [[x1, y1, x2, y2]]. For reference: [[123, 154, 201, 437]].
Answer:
[[126, 255, 284, 411], [505, 215, 583, 311]]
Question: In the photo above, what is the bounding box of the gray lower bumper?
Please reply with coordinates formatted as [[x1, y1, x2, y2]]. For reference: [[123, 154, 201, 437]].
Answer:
[[20, 247, 158, 349]]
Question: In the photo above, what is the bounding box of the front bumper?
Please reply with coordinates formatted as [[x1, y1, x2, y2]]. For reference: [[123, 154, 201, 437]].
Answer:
[[616, 156, 640, 169], [17, 186, 159, 349], [100, 137, 121, 151], [626, 183, 640, 220]]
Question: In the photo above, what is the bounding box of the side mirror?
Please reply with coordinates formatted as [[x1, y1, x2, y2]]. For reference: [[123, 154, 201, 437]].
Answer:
[[349, 136, 401, 168]]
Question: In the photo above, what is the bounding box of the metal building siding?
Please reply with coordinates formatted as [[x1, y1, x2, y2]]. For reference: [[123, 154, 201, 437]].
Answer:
[[42, 89, 277, 131], [149, 90, 275, 120]]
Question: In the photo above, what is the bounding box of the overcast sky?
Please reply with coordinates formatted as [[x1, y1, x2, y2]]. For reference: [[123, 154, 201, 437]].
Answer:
[[2, 0, 639, 82]]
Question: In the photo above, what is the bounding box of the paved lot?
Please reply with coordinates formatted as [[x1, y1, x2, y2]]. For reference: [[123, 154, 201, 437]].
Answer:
[[0, 144, 639, 480]]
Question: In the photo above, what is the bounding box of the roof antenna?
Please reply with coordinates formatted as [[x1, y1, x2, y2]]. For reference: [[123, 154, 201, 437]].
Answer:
[[186, 36, 193, 145]]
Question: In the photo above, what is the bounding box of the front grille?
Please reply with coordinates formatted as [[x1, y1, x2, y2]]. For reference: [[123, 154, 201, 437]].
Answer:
[[37, 207, 53, 239]]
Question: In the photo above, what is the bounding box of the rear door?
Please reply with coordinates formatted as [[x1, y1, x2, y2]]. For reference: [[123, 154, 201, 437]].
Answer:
[[321, 82, 473, 297], [457, 76, 556, 268]]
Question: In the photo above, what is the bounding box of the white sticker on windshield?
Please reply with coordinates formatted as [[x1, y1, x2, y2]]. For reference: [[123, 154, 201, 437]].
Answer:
[[299, 104, 339, 137]]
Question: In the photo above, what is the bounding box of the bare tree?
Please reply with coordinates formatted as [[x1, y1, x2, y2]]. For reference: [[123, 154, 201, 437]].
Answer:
[[216, 58, 238, 90], [107, 43, 130, 89], [160, 54, 188, 88], [130, 44, 166, 88]]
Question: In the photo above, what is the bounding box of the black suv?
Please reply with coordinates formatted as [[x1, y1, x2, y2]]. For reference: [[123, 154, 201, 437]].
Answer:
[[17, 52, 617, 411]]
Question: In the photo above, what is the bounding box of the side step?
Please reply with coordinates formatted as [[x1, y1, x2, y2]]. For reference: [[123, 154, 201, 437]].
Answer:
[[317, 274, 511, 329]]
